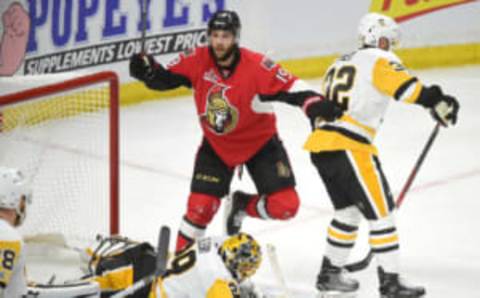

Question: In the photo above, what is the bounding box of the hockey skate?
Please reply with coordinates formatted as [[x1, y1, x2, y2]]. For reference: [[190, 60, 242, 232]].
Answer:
[[316, 257, 359, 298], [378, 266, 426, 298], [224, 191, 252, 235]]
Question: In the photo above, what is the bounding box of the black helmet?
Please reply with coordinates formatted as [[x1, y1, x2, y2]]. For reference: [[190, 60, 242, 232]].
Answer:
[[207, 10, 241, 37]]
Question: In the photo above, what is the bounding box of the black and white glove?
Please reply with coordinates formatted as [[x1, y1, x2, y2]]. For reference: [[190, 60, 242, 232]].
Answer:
[[302, 95, 343, 127], [431, 94, 459, 127], [417, 85, 460, 127], [129, 53, 155, 81]]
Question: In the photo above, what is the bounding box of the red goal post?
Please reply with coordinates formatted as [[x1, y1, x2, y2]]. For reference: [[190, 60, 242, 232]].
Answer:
[[0, 71, 120, 241]]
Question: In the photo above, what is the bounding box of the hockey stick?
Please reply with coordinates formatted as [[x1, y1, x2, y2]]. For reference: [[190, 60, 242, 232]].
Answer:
[[395, 123, 441, 207], [266, 243, 293, 298], [111, 225, 170, 298], [344, 123, 441, 272], [140, 0, 148, 53]]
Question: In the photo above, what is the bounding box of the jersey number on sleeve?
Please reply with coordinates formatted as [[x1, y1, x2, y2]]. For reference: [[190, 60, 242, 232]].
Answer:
[[1, 249, 16, 270], [324, 65, 356, 110]]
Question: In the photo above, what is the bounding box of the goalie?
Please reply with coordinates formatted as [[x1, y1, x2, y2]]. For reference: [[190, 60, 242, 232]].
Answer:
[[1, 166, 263, 298], [60, 232, 264, 298], [84, 232, 263, 298], [22, 233, 263, 298]]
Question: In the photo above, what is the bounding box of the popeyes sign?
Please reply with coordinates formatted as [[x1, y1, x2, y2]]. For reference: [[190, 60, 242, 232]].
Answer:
[[370, 0, 477, 22]]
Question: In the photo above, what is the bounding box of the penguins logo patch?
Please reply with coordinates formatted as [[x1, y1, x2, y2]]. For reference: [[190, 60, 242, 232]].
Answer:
[[201, 86, 238, 135]]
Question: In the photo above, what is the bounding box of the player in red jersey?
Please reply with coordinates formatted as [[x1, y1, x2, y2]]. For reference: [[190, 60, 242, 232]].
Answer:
[[130, 10, 342, 252]]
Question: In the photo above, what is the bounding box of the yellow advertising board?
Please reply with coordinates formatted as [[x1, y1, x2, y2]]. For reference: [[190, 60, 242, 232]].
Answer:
[[369, 0, 477, 22]]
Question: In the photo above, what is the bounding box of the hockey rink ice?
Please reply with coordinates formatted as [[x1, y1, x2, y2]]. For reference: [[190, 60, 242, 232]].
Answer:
[[29, 65, 480, 297]]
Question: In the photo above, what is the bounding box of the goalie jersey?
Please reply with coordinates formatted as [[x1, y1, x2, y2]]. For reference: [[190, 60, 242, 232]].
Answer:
[[304, 47, 424, 155], [150, 237, 240, 298], [0, 219, 27, 298]]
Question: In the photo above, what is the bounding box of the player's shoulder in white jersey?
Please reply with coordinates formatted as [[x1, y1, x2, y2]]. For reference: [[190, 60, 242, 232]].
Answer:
[[0, 218, 23, 242], [0, 218, 26, 297]]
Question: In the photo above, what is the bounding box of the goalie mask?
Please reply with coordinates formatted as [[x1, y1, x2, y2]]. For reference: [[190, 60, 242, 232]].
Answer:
[[358, 13, 400, 51], [0, 167, 32, 226], [219, 232, 262, 281]]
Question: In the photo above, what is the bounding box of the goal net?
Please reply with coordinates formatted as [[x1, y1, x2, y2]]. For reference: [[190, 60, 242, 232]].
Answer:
[[0, 71, 119, 246]]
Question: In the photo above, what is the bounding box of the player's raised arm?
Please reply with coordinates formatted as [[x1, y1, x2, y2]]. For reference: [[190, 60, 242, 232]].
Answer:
[[129, 53, 192, 91]]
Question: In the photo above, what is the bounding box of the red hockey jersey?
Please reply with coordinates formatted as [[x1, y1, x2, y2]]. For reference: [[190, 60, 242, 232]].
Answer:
[[167, 46, 297, 167]]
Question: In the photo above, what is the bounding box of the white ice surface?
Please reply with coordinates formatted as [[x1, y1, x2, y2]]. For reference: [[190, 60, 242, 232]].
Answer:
[[28, 65, 480, 297]]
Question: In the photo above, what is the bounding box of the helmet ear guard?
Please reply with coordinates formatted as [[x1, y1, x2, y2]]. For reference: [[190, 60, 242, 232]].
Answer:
[[219, 232, 262, 281], [358, 13, 400, 50]]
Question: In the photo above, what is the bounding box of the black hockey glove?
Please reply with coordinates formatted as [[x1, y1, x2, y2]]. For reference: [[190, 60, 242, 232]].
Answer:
[[431, 94, 459, 127], [129, 53, 155, 81], [417, 85, 460, 127], [303, 95, 343, 127]]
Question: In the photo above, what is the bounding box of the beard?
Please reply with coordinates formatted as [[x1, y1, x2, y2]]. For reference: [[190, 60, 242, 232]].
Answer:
[[212, 44, 238, 62]]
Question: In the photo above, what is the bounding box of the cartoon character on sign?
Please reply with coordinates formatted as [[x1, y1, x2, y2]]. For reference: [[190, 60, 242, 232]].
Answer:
[[0, 2, 30, 76], [201, 85, 238, 135]]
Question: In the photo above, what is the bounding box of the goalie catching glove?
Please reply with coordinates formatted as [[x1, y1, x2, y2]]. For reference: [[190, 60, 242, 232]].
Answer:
[[417, 85, 460, 127]]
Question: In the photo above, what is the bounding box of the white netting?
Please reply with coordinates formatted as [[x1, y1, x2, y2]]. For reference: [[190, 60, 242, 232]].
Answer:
[[0, 72, 118, 246]]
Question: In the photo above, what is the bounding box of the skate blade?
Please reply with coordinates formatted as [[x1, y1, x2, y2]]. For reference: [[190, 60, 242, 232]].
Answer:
[[317, 290, 357, 298]]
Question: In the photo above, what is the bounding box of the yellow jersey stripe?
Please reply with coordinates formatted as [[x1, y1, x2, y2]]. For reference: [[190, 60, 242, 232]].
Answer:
[[339, 114, 376, 138], [328, 227, 358, 241], [369, 234, 399, 246], [372, 58, 415, 98], [303, 129, 378, 155], [350, 151, 388, 218]]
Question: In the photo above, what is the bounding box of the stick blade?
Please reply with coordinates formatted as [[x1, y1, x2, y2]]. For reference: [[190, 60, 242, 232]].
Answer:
[[344, 250, 373, 272]]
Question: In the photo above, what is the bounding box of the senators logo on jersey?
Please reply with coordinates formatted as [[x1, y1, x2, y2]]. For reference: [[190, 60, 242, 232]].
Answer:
[[201, 86, 238, 135]]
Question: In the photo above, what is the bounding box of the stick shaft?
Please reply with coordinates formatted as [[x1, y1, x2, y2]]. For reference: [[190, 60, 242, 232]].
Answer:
[[141, 0, 148, 53], [396, 123, 441, 207]]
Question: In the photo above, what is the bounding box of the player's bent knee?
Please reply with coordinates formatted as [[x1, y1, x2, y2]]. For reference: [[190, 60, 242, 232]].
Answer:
[[266, 187, 300, 220], [186, 192, 221, 225]]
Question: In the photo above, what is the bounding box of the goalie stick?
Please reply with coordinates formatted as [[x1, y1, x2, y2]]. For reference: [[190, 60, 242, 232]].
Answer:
[[344, 123, 441, 272], [266, 243, 293, 298], [111, 225, 170, 298]]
